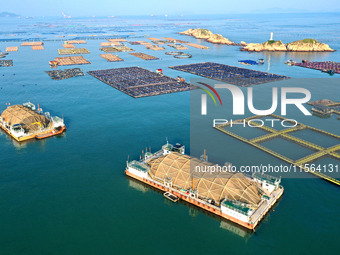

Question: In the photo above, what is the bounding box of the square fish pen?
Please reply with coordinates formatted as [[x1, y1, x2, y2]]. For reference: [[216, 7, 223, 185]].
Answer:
[[32, 45, 44, 50], [214, 114, 340, 186], [169, 62, 289, 87], [87, 66, 193, 98], [63, 44, 75, 48], [58, 48, 90, 55], [185, 43, 209, 49], [21, 42, 43, 46], [100, 46, 134, 53], [129, 52, 158, 60], [0, 60, 13, 67], [45, 68, 85, 80], [54, 56, 90, 66], [65, 40, 86, 44], [100, 54, 123, 62], [5, 47, 18, 52]]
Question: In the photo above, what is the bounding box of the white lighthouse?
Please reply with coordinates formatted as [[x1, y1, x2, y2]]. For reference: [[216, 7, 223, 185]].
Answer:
[[270, 32, 273, 41]]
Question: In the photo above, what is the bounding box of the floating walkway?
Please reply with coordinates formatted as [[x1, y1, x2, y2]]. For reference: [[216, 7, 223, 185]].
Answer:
[[87, 66, 192, 98], [214, 114, 340, 186], [169, 62, 290, 87]]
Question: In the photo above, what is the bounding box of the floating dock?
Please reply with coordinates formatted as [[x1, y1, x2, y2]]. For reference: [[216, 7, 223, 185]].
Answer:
[[58, 48, 90, 55], [125, 142, 284, 230], [129, 52, 158, 60], [169, 62, 290, 87], [45, 68, 85, 80], [0, 102, 66, 142], [292, 61, 340, 74], [0, 60, 13, 67], [100, 54, 123, 62], [214, 114, 340, 186], [53, 56, 90, 66], [88, 66, 192, 98]]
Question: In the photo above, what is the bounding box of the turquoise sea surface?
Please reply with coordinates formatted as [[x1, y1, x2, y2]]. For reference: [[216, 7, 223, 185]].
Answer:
[[0, 13, 339, 255]]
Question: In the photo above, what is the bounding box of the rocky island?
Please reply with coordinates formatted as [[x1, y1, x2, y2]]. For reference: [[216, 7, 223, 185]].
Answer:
[[179, 28, 238, 45], [242, 39, 335, 52]]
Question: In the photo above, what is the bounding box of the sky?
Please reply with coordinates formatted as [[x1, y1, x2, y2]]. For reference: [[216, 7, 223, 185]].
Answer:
[[1, 0, 340, 17]]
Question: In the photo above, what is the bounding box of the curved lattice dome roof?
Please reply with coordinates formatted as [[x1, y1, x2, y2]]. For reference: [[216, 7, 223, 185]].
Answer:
[[148, 152, 263, 206], [1, 105, 51, 132]]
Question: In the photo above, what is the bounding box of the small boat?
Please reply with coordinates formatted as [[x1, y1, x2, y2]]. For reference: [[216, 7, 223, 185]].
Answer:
[[164, 192, 179, 202], [321, 69, 335, 75], [36, 126, 66, 140]]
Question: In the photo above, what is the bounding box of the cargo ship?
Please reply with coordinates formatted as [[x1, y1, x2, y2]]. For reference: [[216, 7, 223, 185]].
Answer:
[[0, 102, 66, 142], [125, 141, 284, 230]]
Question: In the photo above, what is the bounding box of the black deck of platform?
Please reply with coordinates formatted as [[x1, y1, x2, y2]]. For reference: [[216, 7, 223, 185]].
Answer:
[[88, 66, 193, 98], [169, 62, 290, 87]]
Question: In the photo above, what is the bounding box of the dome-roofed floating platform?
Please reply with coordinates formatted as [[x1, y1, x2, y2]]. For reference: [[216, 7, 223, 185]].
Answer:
[[125, 141, 284, 230], [0, 102, 66, 142]]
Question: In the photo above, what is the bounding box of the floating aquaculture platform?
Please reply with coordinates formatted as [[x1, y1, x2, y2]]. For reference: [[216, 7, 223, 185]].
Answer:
[[87, 66, 193, 98], [58, 48, 90, 55], [168, 43, 189, 50], [0, 60, 13, 67], [145, 45, 165, 51], [45, 68, 85, 80], [308, 99, 340, 118], [125, 142, 284, 230], [100, 42, 112, 46], [292, 61, 340, 74], [163, 37, 189, 43], [214, 114, 340, 186], [0, 102, 66, 142], [107, 39, 127, 43], [5, 47, 18, 52], [100, 54, 123, 62], [21, 42, 43, 46], [129, 52, 158, 60], [53, 56, 90, 66], [65, 40, 86, 44], [32, 45, 44, 50], [100, 46, 133, 53], [62, 44, 75, 48], [169, 62, 289, 87], [186, 43, 209, 49]]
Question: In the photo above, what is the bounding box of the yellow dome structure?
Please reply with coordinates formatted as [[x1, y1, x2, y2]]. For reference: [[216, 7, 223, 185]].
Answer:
[[1, 105, 51, 132], [148, 152, 262, 206]]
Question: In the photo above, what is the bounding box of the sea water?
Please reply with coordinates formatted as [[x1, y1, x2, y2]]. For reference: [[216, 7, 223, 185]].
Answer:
[[0, 13, 339, 255]]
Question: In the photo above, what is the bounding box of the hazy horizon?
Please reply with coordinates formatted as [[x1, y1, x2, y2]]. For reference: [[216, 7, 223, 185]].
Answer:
[[1, 0, 340, 17]]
